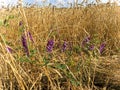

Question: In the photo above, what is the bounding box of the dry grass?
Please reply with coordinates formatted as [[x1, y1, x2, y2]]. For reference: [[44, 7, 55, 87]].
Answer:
[[0, 4, 120, 90]]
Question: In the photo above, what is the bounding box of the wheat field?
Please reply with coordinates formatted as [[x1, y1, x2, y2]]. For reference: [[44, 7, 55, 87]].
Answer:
[[0, 2, 120, 90]]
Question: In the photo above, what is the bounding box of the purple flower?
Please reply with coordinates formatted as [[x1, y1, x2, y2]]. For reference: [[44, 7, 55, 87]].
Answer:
[[99, 43, 106, 54], [27, 32, 34, 43], [46, 40, 54, 52], [6, 46, 13, 53], [19, 21, 23, 26], [82, 36, 90, 46], [62, 41, 67, 52], [21, 34, 29, 56], [89, 45, 94, 50]]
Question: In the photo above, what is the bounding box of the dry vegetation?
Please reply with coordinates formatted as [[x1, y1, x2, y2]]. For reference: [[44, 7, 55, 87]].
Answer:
[[0, 3, 120, 90]]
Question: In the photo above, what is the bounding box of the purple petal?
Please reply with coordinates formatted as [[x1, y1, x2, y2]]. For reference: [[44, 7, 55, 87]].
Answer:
[[47, 40, 54, 46], [21, 34, 29, 56], [46, 39, 54, 52], [62, 41, 67, 52], [82, 36, 90, 46], [27, 32, 34, 42], [19, 21, 23, 26], [6, 46, 13, 53], [89, 45, 94, 50], [99, 43, 106, 54]]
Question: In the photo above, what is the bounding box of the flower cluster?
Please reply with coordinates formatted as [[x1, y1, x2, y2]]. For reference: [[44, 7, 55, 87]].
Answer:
[[21, 34, 29, 56], [46, 40, 54, 52], [82, 36, 94, 50], [82, 36, 90, 46], [45, 37, 107, 55], [62, 41, 67, 52], [19, 21, 35, 56]]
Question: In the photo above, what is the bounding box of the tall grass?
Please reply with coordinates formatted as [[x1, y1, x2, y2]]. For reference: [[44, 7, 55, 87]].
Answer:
[[0, 3, 120, 90]]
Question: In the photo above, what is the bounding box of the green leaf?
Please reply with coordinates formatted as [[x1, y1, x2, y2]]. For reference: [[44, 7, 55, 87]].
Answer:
[[70, 78, 79, 86], [18, 57, 36, 63], [43, 56, 50, 65], [73, 45, 81, 53], [8, 15, 15, 19], [19, 57, 30, 62], [30, 49, 37, 56], [0, 20, 3, 26], [55, 63, 66, 70]]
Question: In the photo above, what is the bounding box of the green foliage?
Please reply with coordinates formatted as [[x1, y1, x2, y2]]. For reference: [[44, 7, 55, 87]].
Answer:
[[8, 15, 15, 19], [55, 63, 66, 70], [3, 19, 9, 27], [43, 54, 52, 65], [0, 20, 3, 26], [73, 45, 81, 54], [19, 56, 36, 63], [29, 49, 37, 56]]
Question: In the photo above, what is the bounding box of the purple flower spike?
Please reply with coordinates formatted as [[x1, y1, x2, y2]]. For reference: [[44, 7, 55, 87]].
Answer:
[[6, 46, 13, 53], [62, 41, 67, 52], [82, 36, 90, 46], [99, 43, 106, 54], [21, 35, 29, 56], [27, 32, 34, 43], [46, 40, 54, 52], [89, 45, 94, 50]]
